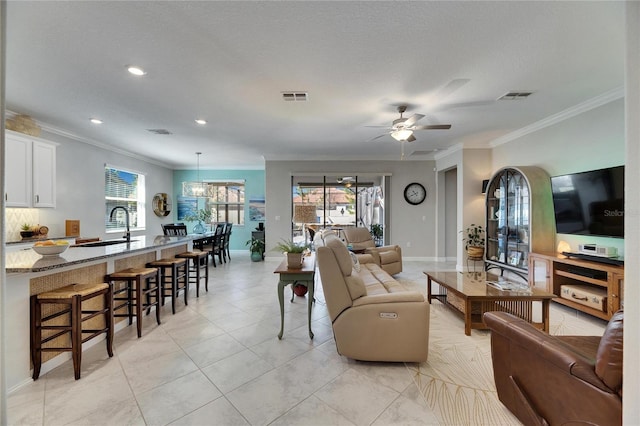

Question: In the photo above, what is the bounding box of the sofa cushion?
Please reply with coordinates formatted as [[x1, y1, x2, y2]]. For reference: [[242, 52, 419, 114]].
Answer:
[[595, 309, 623, 395], [325, 234, 353, 277]]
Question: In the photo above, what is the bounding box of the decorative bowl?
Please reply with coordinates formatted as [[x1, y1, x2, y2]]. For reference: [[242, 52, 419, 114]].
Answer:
[[32, 244, 68, 256]]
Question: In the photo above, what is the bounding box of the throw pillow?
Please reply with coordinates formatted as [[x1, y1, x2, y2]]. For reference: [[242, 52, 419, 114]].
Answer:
[[350, 251, 361, 273]]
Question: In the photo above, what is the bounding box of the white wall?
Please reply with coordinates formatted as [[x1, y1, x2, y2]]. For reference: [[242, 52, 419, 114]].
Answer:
[[31, 130, 174, 240], [491, 98, 625, 255], [623, 1, 640, 421], [265, 160, 437, 259], [435, 147, 492, 270]]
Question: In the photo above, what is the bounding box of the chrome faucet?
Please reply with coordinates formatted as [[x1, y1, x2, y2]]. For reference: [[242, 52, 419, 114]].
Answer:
[[109, 206, 131, 243]]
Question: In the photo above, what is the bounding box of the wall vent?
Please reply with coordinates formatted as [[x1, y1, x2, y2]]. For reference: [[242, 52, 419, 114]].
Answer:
[[147, 129, 172, 135], [498, 91, 533, 100], [282, 92, 308, 101]]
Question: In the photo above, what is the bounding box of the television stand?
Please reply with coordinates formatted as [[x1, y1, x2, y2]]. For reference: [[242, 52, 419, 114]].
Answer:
[[528, 252, 624, 320]]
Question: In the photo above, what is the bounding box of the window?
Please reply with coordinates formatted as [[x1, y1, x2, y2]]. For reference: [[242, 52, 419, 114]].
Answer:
[[105, 166, 146, 232], [205, 181, 245, 225]]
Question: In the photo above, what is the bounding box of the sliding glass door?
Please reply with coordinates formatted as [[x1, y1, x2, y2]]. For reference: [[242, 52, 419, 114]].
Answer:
[[291, 175, 386, 245]]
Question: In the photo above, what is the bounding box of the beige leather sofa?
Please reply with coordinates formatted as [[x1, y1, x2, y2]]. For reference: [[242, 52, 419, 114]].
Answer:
[[342, 227, 402, 275], [315, 231, 429, 362]]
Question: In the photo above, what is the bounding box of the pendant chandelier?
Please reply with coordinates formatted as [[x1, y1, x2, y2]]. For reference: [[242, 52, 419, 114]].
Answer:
[[182, 152, 207, 197]]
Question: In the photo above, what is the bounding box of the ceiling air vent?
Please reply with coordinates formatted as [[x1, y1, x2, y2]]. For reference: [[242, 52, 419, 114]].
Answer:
[[282, 92, 308, 101], [498, 91, 533, 100], [147, 129, 172, 135]]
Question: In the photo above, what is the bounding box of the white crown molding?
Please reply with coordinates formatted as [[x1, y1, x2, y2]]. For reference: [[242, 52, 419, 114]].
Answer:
[[489, 87, 624, 147]]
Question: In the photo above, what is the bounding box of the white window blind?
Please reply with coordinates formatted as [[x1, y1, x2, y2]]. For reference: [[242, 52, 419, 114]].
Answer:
[[105, 166, 146, 232], [205, 181, 245, 225]]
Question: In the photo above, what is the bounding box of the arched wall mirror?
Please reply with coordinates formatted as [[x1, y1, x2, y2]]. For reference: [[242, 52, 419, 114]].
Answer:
[[152, 193, 172, 217]]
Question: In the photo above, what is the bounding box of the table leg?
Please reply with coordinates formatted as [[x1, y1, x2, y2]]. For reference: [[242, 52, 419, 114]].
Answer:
[[277, 280, 287, 340], [464, 299, 472, 336], [427, 277, 433, 303], [542, 299, 550, 333], [307, 279, 314, 340]]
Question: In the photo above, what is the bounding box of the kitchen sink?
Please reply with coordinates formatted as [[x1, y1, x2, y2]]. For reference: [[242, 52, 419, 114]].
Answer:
[[71, 239, 138, 247]]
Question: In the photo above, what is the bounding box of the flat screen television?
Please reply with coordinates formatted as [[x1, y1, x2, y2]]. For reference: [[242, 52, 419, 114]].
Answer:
[[551, 165, 624, 238]]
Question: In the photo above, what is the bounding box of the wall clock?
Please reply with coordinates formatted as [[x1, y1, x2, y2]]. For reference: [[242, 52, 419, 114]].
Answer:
[[404, 182, 427, 205]]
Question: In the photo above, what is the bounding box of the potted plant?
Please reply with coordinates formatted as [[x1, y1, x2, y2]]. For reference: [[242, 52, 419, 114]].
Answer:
[[20, 223, 34, 239], [184, 208, 212, 234], [461, 224, 485, 258], [273, 239, 309, 269], [370, 224, 383, 245], [246, 237, 265, 262]]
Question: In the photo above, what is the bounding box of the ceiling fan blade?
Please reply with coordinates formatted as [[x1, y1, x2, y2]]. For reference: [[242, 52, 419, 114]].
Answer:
[[364, 125, 392, 129], [402, 113, 425, 128], [413, 124, 452, 130], [369, 134, 389, 141], [406, 134, 416, 142]]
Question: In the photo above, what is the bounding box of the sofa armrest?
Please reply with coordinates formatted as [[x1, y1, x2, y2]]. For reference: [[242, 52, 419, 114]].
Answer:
[[366, 244, 400, 254], [352, 291, 424, 306], [355, 253, 375, 264], [484, 312, 612, 393]]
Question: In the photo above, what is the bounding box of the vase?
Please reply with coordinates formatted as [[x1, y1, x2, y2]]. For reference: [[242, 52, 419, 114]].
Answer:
[[293, 284, 308, 297], [467, 246, 484, 259], [193, 221, 205, 234], [286, 252, 303, 269], [250, 251, 263, 262]]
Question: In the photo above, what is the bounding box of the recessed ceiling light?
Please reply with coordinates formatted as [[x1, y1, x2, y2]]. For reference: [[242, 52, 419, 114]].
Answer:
[[195, 119, 207, 125], [127, 65, 146, 76], [90, 118, 103, 124]]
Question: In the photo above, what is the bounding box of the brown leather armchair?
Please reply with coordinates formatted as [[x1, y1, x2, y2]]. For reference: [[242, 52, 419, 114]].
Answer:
[[342, 227, 402, 275], [484, 310, 623, 426]]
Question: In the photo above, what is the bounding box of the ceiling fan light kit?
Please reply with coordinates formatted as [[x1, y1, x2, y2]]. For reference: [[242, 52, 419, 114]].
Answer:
[[372, 105, 452, 143], [391, 129, 413, 141]]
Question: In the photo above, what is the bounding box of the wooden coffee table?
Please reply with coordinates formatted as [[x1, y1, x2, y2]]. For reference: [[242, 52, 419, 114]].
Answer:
[[424, 270, 555, 336]]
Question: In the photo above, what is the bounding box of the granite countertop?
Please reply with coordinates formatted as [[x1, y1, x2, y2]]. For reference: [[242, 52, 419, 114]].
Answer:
[[5, 235, 199, 273]]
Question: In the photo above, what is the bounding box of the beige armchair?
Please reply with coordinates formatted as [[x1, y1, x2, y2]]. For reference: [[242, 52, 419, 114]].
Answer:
[[342, 227, 402, 275], [316, 234, 429, 362]]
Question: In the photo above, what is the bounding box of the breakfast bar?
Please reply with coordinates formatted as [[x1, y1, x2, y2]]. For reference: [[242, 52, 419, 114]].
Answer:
[[4, 234, 199, 391]]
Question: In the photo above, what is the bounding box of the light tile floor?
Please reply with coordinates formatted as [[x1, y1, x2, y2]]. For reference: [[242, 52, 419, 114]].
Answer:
[[8, 255, 453, 426]]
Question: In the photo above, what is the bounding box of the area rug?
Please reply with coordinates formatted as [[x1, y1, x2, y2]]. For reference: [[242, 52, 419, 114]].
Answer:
[[400, 278, 607, 426]]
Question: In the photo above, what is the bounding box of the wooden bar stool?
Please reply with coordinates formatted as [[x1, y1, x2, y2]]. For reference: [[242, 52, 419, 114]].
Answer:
[[108, 267, 161, 337], [176, 251, 209, 297], [146, 258, 189, 314], [30, 283, 114, 380]]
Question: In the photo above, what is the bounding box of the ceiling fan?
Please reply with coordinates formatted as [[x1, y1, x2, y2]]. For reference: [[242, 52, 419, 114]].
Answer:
[[369, 105, 452, 142]]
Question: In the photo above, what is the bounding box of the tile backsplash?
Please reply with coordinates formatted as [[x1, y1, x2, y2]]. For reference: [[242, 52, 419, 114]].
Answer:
[[5, 208, 40, 241]]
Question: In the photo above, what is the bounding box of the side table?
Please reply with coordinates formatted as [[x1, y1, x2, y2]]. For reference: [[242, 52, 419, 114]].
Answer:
[[274, 253, 315, 340]]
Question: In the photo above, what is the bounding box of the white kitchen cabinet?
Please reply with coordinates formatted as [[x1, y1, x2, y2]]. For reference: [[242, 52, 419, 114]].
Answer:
[[32, 140, 57, 207], [5, 130, 57, 208]]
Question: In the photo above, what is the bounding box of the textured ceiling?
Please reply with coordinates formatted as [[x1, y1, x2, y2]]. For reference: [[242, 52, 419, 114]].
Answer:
[[5, 1, 625, 169]]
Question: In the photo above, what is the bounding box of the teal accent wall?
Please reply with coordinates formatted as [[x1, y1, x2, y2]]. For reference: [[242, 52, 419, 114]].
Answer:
[[172, 169, 265, 251]]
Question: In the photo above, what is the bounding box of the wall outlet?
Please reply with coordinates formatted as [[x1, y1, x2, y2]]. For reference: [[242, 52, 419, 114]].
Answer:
[[275, 215, 280, 221], [406, 241, 411, 248]]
